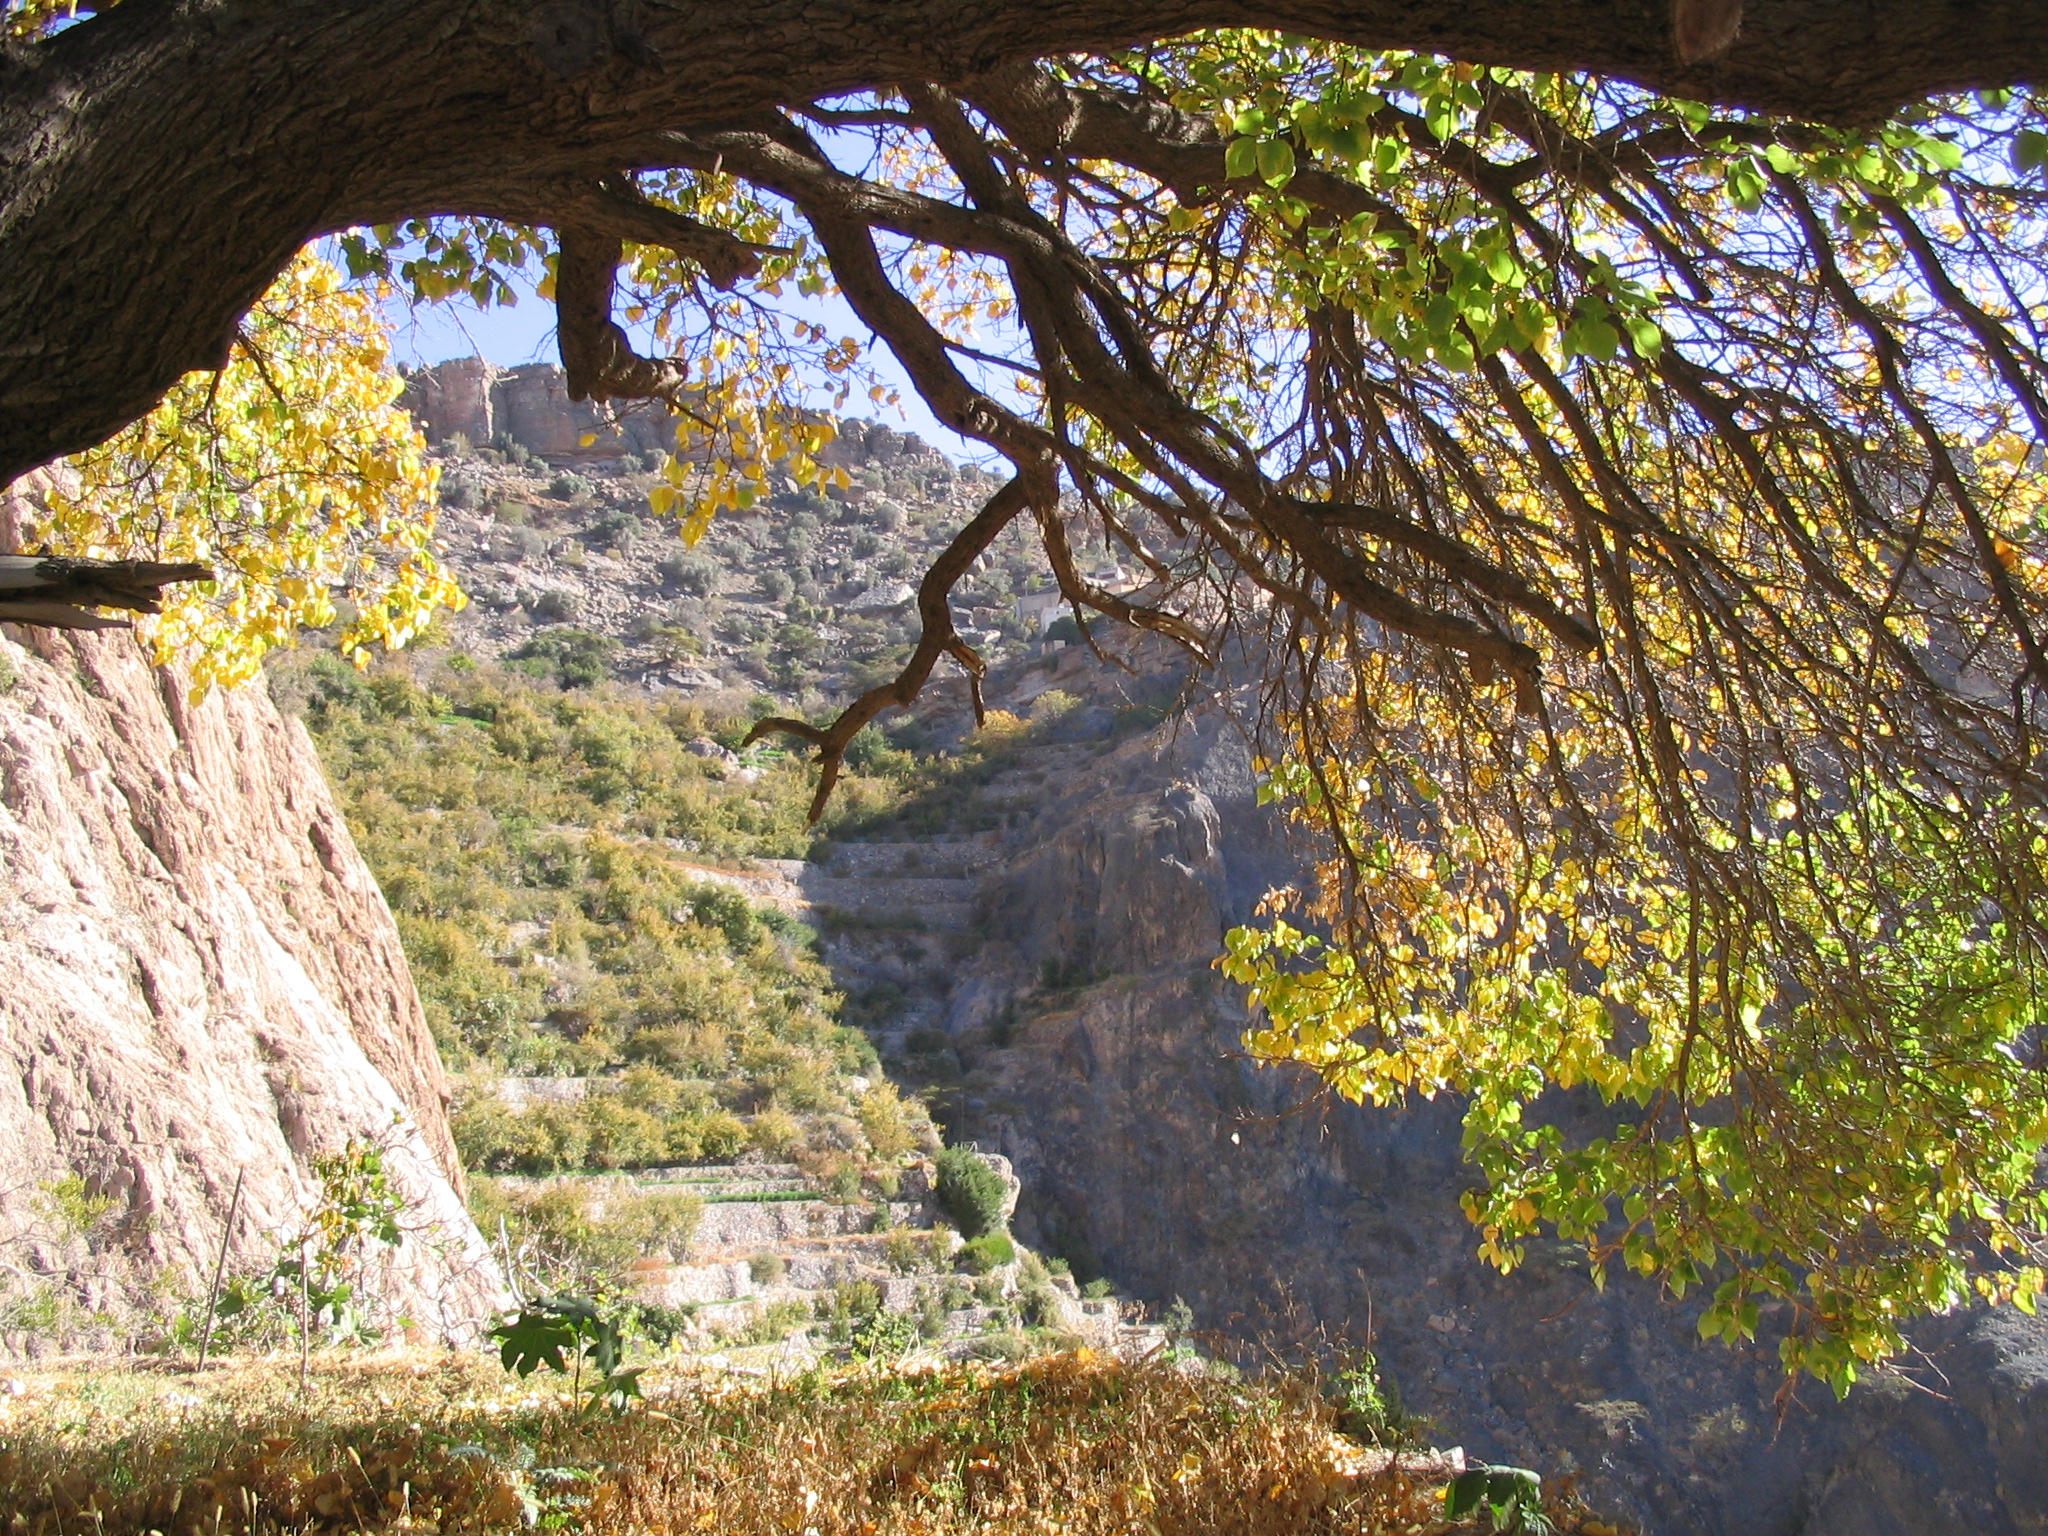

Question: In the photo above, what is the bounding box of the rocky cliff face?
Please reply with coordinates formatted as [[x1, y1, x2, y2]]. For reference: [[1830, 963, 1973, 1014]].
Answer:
[[874, 649, 2048, 1536], [400, 358, 685, 463], [0, 506, 498, 1343]]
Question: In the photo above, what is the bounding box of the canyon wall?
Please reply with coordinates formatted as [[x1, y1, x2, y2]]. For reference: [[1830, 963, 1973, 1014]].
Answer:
[[0, 492, 498, 1344], [905, 660, 2048, 1536]]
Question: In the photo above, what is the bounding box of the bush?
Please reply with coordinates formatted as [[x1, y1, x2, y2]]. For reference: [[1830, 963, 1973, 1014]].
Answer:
[[452, 1094, 553, 1173], [729, 1297, 810, 1345], [968, 1329, 1031, 1363], [883, 1225, 927, 1275], [747, 1107, 802, 1159], [549, 471, 595, 501], [1019, 1280, 1064, 1329], [580, 1095, 666, 1170], [748, 1252, 787, 1286], [696, 1111, 749, 1162], [527, 588, 580, 624], [935, 1146, 1008, 1238], [855, 1082, 918, 1160], [467, 1179, 666, 1289], [849, 1306, 919, 1360], [816, 1279, 882, 1331], [509, 628, 619, 687], [659, 551, 721, 596], [608, 1190, 703, 1261], [960, 1232, 1015, 1274], [632, 1299, 697, 1348]]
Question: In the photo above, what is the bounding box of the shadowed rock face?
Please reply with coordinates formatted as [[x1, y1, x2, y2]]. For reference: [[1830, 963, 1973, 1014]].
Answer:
[[0, 611, 500, 1344], [921, 698, 2048, 1536]]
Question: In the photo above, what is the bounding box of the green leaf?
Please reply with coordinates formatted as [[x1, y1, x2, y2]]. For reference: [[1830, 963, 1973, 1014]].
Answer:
[[1486, 1467, 1540, 1507], [493, 1310, 580, 1377], [1223, 136, 1260, 181], [1565, 318, 1620, 362], [1917, 137, 1964, 172], [1445, 1468, 1490, 1519], [1256, 138, 1297, 187]]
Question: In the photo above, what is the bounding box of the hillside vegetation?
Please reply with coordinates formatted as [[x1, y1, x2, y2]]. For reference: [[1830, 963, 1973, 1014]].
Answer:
[[271, 646, 939, 1173]]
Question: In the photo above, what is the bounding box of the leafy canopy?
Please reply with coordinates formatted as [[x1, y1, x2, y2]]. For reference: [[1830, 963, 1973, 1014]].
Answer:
[[28, 10, 2048, 1392], [38, 252, 457, 692]]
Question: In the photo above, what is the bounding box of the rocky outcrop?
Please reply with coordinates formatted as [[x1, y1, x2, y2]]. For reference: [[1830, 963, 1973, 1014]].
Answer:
[[882, 658, 2048, 1535], [402, 359, 961, 475], [0, 600, 499, 1344], [400, 358, 676, 462]]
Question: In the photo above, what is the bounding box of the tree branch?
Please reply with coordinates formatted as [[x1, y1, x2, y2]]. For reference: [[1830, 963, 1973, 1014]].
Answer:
[[5, 0, 2043, 480], [745, 474, 1034, 822]]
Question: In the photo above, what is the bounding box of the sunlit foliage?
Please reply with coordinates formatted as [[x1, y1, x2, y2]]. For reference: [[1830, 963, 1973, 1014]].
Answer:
[[40, 253, 458, 693]]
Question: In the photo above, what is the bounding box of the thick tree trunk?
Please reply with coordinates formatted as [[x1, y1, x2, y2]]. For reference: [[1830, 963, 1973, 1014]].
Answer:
[[2, 0, 2043, 482]]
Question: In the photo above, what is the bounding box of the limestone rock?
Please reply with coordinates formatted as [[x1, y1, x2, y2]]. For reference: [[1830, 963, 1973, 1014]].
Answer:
[[0, 617, 500, 1344]]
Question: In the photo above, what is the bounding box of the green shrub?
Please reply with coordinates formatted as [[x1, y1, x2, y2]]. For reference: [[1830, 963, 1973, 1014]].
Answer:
[[849, 1306, 919, 1360], [935, 1146, 1008, 1238], [451, 1094, 557, 1173], [960, 1232, 1015, 1274], [607, 1190, 702, 1262], [1331, 1352, 1423, 1448], [1019, 1279, 1063, 1328], [728, 1297, 811, 1345], [466, 1178, 671, 1290], [969, 1329, 1032, 1363], [816, 1279, 883, 1331], [883, 1226, 927, 1275], [631, 1299, 697, 1348], [748, 1252, 787, 1286], [580, 1096, 666, 1170], [508, 628, 620, 688], [856, 1082, 919, 1159], [747, 1107, 802, 1159], [696, 1111, 749, 1162], [658, 552, 720, 596]]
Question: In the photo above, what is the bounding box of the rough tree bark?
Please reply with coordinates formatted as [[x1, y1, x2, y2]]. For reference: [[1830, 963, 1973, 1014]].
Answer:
[[2, 0, 2043, 484]]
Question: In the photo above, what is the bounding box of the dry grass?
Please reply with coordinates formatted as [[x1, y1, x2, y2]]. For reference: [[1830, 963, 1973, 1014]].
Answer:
[[0, 1349, 1611, 1535]]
